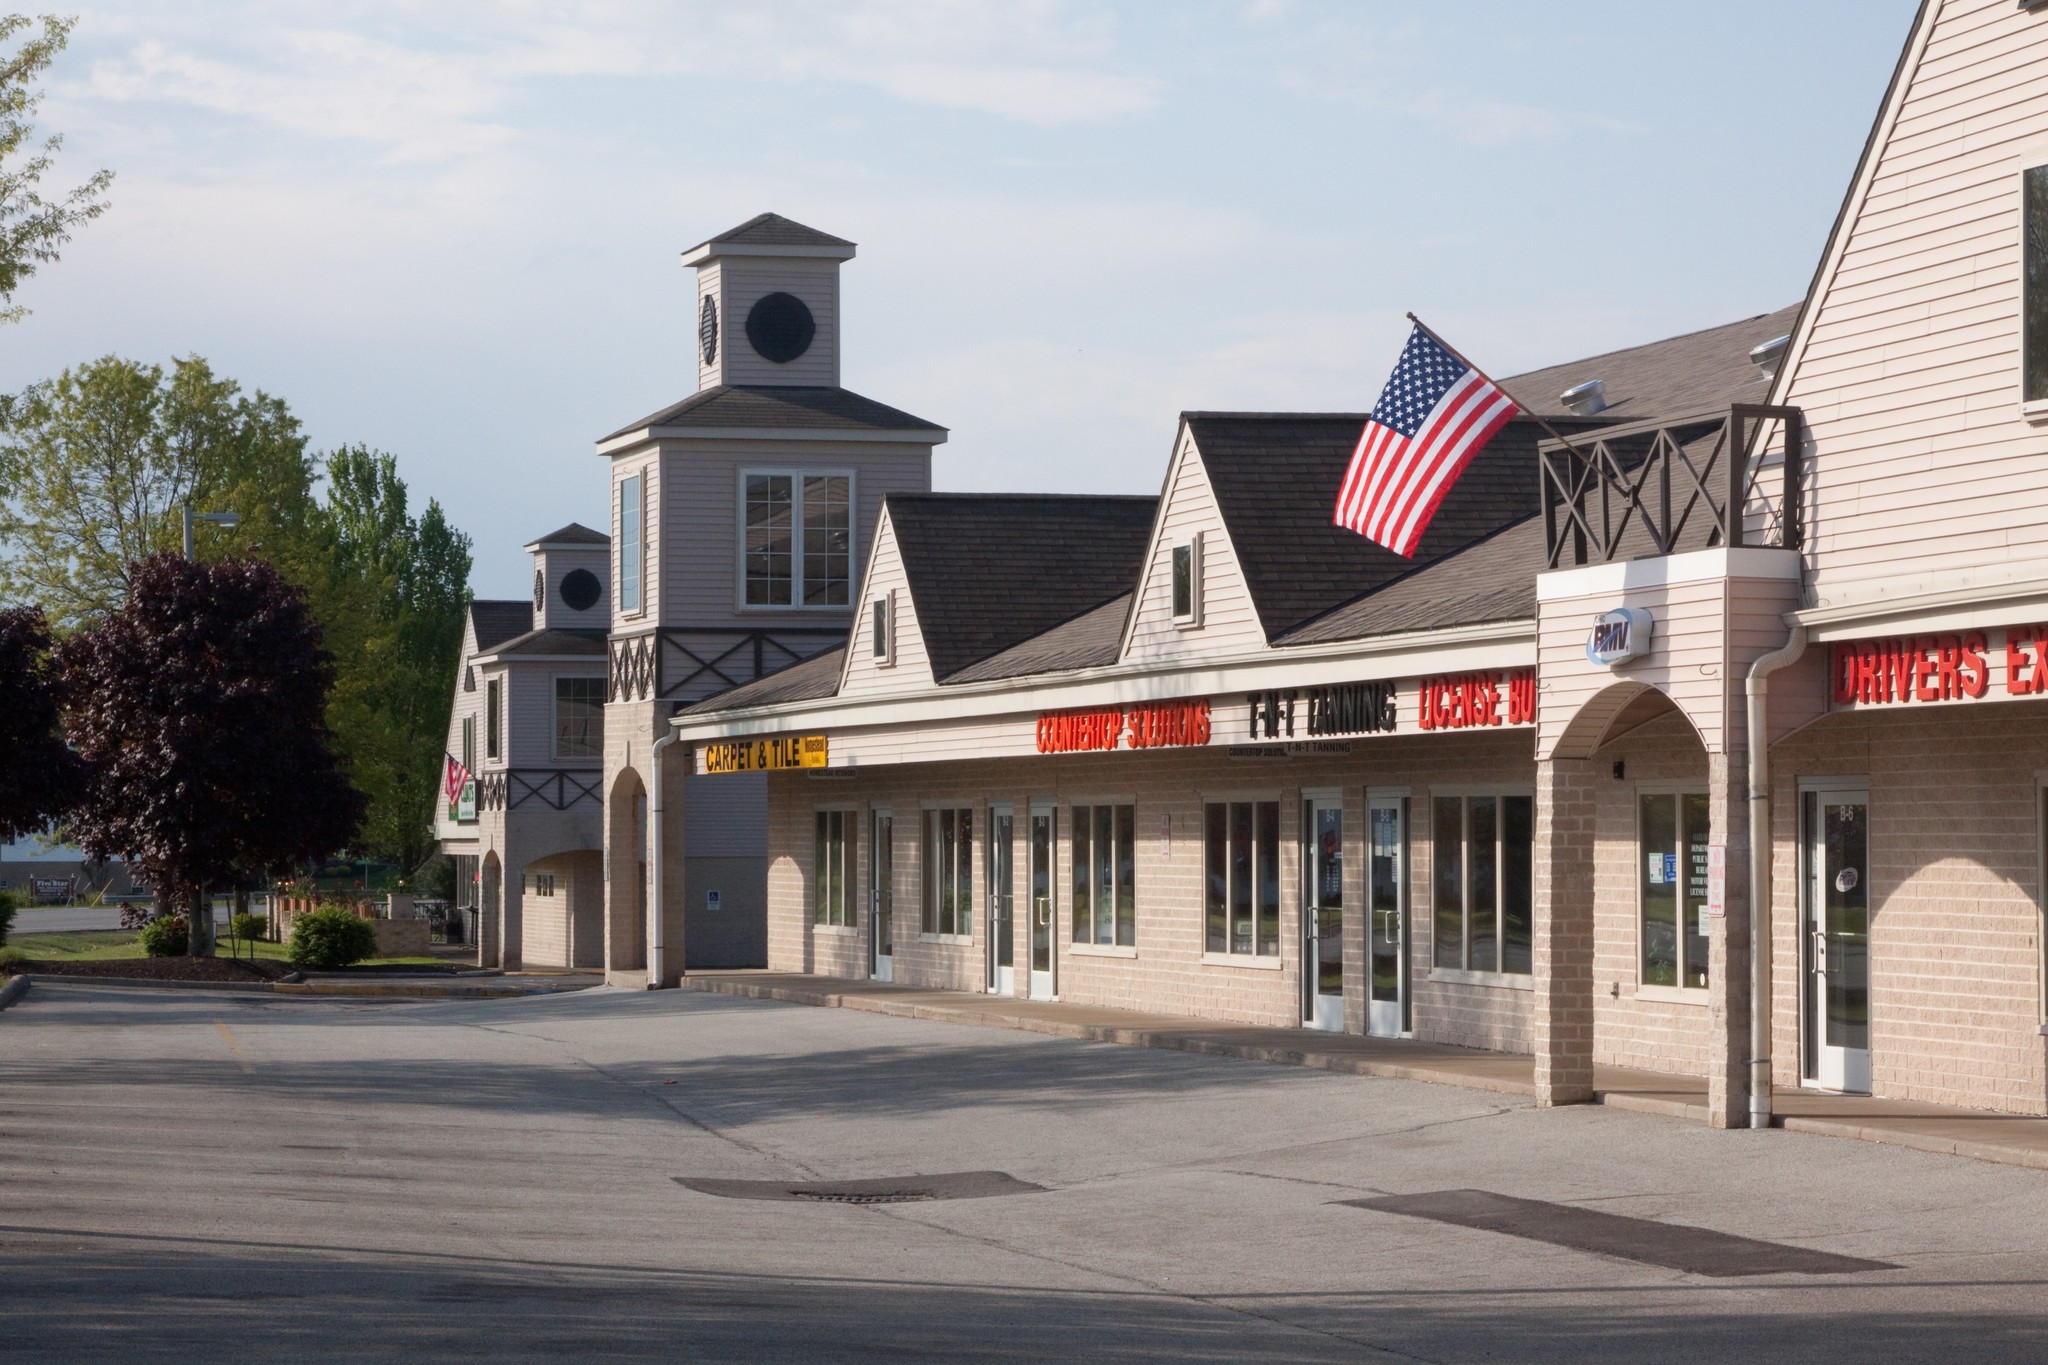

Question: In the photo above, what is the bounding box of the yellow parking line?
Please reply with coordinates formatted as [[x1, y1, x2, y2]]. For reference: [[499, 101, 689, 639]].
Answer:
[[213, 1019, 255, 1074]]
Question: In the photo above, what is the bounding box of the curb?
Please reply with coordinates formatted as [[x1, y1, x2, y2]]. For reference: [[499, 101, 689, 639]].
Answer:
[[20, 973, 283, 994], [12, 973, 579, 1000], [0, 974, 29, 1011]]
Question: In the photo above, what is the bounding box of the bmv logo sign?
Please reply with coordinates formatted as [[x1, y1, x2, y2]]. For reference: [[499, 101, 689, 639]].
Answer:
[[1587, 608, 1653, 667]]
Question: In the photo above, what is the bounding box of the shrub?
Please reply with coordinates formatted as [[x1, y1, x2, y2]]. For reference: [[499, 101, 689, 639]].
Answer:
[[228, 912, 267, 943], [0, 945, 26, 968], [287, 906, 378, 970], [0, 888, 17, 947], [138, 914, 190, 957]]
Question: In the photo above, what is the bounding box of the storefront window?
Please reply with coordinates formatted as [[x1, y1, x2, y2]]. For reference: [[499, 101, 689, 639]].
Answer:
[[814, 809, 850, 927], [1203, 800, 1279, 956], [1640, 792, 1711, 988], [922, 807, 972, 936], [1072, 803, 1135, 946], [1432, 792, 1533, 975]]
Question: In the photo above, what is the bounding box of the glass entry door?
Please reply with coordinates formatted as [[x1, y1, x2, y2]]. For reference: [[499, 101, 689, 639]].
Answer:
[[988, 804, 1015, 996], [1302, 795, 1344, 1032], [1802, 788, 1870, 1093], [1368, 797, 1407, 1037], [1028, 803, 1055, 1000], [869, 807, 894, 983]]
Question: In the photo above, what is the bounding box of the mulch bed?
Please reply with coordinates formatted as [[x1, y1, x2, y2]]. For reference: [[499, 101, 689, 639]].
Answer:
[[5, 956, 296, 982]]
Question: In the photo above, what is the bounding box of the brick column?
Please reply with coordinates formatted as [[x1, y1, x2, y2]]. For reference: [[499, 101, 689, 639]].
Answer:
[[476, 856, 501, 970], [1533, 757, 1596, 1105], [1704, 751, 1753, 1127]]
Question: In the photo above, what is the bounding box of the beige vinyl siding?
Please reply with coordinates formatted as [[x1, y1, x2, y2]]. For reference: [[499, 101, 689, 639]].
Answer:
[[521, 856, 572, 968], [656, 441, 929, 626], [693, 259, 724, 393], [1538, 581, 1736, 756], [838, 507, 933, 693], [532, 547, 608, 634], [1122, 432, 1267, 663], [501, 667, 607, 768], [708, 258, 841, 388], [1782, 0, 2048, 601]]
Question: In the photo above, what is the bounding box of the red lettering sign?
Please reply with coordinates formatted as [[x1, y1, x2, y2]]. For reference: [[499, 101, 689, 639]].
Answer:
[[1829, 632, 1988, 706], [1037, 700, 1212, 754], [1416, 669, 1536, 730]]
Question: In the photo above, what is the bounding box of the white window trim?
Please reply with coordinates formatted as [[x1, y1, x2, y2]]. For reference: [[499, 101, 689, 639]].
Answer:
[[1170, 532, 1204, 628], [550, 675, 607, 763], [1633, 781, 1711, 994], [485, 678, 503, 765], [871, 590, 895, 666], [736, 467, 858, 613], [618, 468, 648, 619]]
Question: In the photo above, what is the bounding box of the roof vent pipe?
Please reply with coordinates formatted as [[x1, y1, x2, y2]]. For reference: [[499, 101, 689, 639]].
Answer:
[[1558, 379, 1607, 416], [1749, 334, 1790, 381]]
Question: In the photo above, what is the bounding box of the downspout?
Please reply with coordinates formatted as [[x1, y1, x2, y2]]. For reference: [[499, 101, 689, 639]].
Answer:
[[1747, 623, 1807, 1130], [648, 729, 679, 989]]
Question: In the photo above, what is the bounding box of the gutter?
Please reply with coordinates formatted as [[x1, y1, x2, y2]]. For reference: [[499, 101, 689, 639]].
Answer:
[[1746, 624, 1807, 1130], [647, 730, 679, 989]]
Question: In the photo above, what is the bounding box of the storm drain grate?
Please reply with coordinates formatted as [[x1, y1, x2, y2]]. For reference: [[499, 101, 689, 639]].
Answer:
[[1341, 1189, 1898, 1278], [675, 1170, 1044, 1204]]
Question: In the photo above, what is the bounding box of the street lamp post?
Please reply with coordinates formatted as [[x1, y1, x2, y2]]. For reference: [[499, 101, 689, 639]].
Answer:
[[181, 504, 241, 558]]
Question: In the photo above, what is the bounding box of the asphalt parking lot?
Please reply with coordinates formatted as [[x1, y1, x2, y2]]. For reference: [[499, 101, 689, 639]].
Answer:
[[7, 982, 2048, 1362]]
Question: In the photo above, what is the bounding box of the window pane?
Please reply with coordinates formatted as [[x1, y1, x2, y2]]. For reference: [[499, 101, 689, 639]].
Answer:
[[1433, 797, 1463, 969], [619, 473, 643, 613], [745, 474, 793, 606], [2028, 165, 2048, 404], [1640, 794, 1679, 987], [1114, 805, 1135, 947], [955, 807, 974, 938], [1095, 805, 1115, 945], [1255, 801, 1279, 957], [486, 680, 501, 759], [803, 475, 851, 606], [1370, 804, 1401, 1002], [1469, 797, 1497, 972], [1230, 801, 1253, 954], [1171, 543, 1192, 617], [1683, 792, 1711, 989], [555, 677, 605, 758], [1503, 795, 1533, 975], [1072, 807, 1091, 942], [815, 811, 828, 924], [1204, 803, 1227, 954]]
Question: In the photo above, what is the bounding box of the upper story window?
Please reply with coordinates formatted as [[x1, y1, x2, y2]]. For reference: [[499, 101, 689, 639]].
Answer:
[[2026, 163, 2048, 406], [871, 592, 894, 664], [743, 471, 851, 608], [554, 677, 605, 760], [485, 679, 502, 762], [1171, 535, 1202, 626], [461, 715, 475, 773], [619, 472, 645, 615]]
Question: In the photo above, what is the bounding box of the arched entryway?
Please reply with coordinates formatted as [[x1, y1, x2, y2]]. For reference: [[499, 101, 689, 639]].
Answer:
[[605, 768, 648, 983]]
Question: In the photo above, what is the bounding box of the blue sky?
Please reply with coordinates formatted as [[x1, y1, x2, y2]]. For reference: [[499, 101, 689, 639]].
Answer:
[[8, 1, 1918, 598]]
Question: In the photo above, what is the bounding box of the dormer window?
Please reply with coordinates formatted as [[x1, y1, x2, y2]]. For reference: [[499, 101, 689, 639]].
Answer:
[[742, 470, 852, 608], [1170, 535, 1203, 627], [2025, 161, 2048, 408], [871, 592, 894, 665]]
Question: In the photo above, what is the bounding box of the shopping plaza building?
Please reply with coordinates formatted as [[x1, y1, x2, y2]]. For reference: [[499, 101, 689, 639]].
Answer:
[[453, 0, 2048, 1126]]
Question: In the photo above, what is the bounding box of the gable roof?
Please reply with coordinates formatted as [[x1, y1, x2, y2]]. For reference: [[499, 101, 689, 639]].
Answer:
[[886, 493, 1157, 680], [525, 522, 608, 549], [691, 212, 853, 253], [1498, 303, 1802, 419], [946, 592, 1132, 684], [676, 646, 846, 714], [602, 385, 945, 443], [484, 627, 608, 659], [469, 600, 531, 653]]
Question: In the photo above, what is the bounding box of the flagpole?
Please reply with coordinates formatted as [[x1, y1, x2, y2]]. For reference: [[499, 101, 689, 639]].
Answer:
[[1405, 311, 1591, 456]]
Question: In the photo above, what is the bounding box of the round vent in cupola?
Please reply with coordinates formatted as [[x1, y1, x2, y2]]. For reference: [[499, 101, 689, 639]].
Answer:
[[560, 568, 602, 612], [746, 291, 814, 364], [699, 295, 718, 365]]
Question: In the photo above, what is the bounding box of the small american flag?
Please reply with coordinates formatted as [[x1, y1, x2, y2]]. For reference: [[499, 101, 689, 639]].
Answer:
[[444, 753, 470, 804], [1333, 324, 1519, 557]]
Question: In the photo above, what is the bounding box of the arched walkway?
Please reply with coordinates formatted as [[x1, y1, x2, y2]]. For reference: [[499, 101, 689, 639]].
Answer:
[[606, 768, 648, 981]]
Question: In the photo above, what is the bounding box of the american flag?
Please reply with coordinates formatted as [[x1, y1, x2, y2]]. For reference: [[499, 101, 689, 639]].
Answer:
[[444, 753, 470, 805], [1333, 324, 1519, 557]]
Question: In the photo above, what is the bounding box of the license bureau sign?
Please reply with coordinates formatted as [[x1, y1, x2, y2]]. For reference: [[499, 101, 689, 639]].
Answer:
[[704, 734, 830, 773], [1826, 628, 2048, 709]]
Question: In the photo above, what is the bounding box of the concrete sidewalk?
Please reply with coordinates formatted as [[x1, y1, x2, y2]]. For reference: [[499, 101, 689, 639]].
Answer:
[[678, 969, 2048, 1173]]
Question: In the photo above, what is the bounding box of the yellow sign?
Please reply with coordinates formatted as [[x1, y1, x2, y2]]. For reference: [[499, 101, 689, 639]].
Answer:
[[703, 734, 829, 774]]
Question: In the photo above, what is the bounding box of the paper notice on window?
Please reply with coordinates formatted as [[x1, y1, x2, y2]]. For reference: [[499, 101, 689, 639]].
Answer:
[[1705, 843, 1726, 919]]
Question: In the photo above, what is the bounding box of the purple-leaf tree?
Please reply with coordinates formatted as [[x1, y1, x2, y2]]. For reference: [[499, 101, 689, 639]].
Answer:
[[0, 605, 82, 842], [58, 554, 366, 955]]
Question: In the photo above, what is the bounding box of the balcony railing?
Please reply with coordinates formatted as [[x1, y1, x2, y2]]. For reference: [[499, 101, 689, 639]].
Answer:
[[476, 769, 603, 813], [608, 626, 846, 705], [1539, 404, 1804, 569]]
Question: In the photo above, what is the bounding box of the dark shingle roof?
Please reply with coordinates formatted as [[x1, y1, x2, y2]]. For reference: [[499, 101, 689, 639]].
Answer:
[[887, 494, 1156, 681], [1274, 518, 1546, 646], [1499, 303, 1800, 419], [690, 212, 853, 252], [676, 646, 846, 715], [603, 386, 944, 443], [469, 600, 531, 653], [945, 593, 1131, 683], [488, 627, 608, 659], [528, 522, 608, 547]]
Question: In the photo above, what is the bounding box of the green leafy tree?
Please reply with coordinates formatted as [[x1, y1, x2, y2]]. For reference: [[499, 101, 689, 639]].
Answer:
[[0, 355, 313, 628], [312, 447, 472, 877], [0, 15, 111, 325]]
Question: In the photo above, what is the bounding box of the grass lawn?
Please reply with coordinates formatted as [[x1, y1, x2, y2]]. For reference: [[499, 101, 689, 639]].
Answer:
[[4, 929, 442, 967]]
